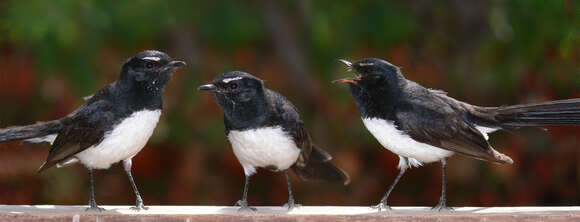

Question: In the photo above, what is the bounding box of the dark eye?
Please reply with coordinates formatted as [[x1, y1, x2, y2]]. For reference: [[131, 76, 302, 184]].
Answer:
[[230, 83, 238, 89], [370, 75, 383, 80], [145, 62, 154, 69]]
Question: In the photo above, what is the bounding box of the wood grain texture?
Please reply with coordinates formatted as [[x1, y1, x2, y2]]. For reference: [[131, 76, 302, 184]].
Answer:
[[1, 206, 578, 222]]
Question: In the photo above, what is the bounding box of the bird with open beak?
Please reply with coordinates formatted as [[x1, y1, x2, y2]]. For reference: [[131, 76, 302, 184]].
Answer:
[[335, 57, 580, 211]]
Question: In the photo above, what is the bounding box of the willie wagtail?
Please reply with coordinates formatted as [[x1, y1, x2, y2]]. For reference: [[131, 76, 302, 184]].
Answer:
[[0, 50, 186, 211], [334, 58, 580, 211], [198, 71, 349, 211]]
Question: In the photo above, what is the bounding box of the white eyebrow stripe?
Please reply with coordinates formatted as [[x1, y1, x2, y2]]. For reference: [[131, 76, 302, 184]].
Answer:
[[358, 62, 374, 66], [222, 77, 243, 83], [142, 56, 161, 61]]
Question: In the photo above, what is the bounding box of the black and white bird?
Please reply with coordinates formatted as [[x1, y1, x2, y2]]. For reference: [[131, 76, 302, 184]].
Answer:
[[198, 71, 349, 211], [334, 58, 580, 211], [0, 50, 185, 211]]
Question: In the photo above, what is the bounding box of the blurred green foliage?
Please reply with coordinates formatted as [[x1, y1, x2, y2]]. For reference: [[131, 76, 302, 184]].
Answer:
[[0, 0, 578, 207]]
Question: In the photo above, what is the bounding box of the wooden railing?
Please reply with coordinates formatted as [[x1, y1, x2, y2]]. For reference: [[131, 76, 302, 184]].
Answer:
[[1, 205, 578, 221]]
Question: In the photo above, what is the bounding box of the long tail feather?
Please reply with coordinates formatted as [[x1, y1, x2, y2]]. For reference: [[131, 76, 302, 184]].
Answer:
[[495, 98, 580, 127], [0, 120, 62, 142]]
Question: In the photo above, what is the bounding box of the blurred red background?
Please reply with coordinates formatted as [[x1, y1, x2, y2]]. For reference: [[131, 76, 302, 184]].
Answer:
[[0, 0, 578, 207]]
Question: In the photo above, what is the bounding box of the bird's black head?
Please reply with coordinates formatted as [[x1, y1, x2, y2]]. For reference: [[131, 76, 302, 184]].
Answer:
[[333, 58, 402, 87], [334, 58, 405, 118], [197, 71, 266, 119], [119, 50, 186, 93]]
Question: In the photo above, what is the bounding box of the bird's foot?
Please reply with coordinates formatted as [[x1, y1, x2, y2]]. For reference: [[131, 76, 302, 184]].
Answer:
[[85, 205, 105, 212], [431, 199, 453, 211], [282, 200, 301, 210], [371, 202, 392, 212], [235, 200, 257, 212], [130, 203, 149, 211]]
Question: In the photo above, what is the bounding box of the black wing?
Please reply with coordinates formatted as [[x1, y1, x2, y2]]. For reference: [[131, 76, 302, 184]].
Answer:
[[394, 87, 512, 164], [38, 90, 116, 171], [265, 90, 316, 166], [266, 90, 349, 183], [273, 100, 334, 169], [257, 89, 348, 183]]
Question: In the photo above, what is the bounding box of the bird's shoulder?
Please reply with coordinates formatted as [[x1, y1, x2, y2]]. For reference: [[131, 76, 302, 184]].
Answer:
[[264, 88, 313, 159], [264, 88, 302, 125], [395, 83, 501, 162], [397, 81, 464, 117], [41, 83, 120, 170], [85, 82, 119, 104], [64, 83, 119, 123], [396, 81, 471, 136]]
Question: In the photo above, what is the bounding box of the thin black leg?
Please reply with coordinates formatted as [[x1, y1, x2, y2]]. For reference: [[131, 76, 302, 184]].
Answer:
[[86, 168, 104, 212], [123, 159, 148, 211], [372, 167, 406, 211], [235, 174, 256, 212], [432, 159, 453, 211], [283, 169, 300, 210]]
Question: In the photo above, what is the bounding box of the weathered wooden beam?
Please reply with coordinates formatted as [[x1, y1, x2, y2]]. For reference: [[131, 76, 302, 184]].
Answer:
[[1, 205, 578, 222]]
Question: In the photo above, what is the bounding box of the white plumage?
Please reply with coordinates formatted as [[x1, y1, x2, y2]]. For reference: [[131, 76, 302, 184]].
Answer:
[[24, 134, 57, 145], [142, 56, 161, 62], [74, 109, 161, 169], [222, 77, 243, 83], [475, 126, 499, 140], [361, 118, 455, 170], [228, 126, 301, 176]]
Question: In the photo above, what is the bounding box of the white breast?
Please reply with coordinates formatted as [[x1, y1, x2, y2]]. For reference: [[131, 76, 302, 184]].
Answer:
[[362, 118, 454, 169], [75, 109, 162, 169], [228, 126, 301, 176]]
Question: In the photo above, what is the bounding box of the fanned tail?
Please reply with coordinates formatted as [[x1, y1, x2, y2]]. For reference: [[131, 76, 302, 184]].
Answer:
[[291, 145, 350, 185], [494, 98, 580, 127]]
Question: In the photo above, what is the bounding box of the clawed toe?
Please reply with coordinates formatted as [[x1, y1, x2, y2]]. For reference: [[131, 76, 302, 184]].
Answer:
[[237, 206, 257, 212], [85, 206, 105, 212], [235, 200, 257, 212], [282, 202, 301, 210], [130, 205, 149, 211], [371, 202, 392, 212], [431, 201, 453, 211]]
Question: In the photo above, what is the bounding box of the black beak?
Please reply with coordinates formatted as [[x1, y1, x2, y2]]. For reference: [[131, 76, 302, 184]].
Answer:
[[197, 83, 216, 91], [332, 59, 360, 84], [169, 60, 187, 68], [338, 59, 352, 67]]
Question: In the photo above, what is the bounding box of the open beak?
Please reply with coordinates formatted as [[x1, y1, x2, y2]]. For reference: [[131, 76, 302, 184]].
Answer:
[[332, 59, 361, 84], [169, 60, 187, 68], [332, 77, 361, 84], [197, 83, 216, 91], [338, 59, 352, 67]]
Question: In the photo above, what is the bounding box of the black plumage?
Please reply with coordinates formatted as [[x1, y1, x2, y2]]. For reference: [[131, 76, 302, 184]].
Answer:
[[199, 71, 349, 211], [0, 50, 185, 211], [335, 58, 580, 211]]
